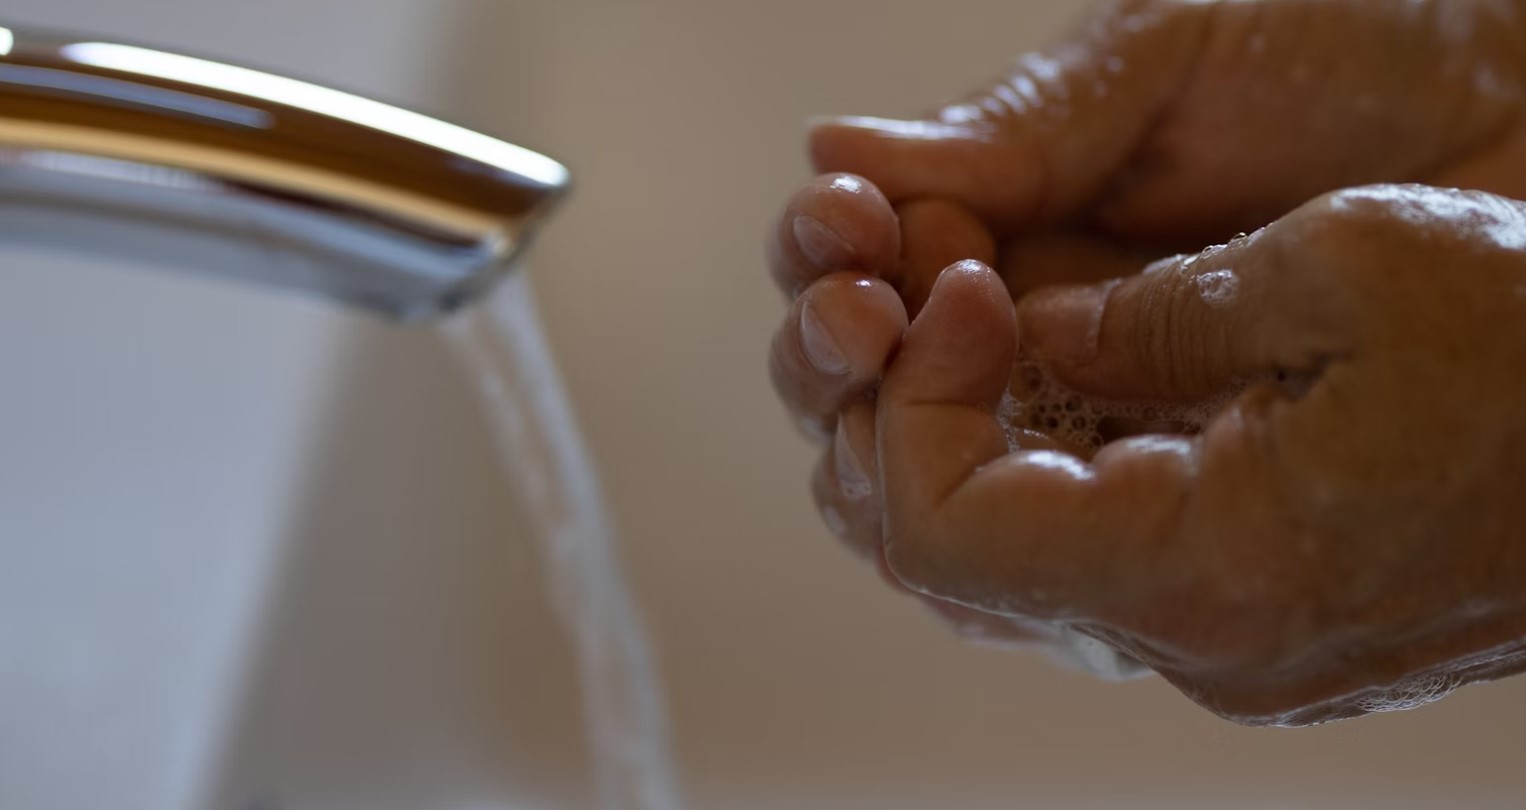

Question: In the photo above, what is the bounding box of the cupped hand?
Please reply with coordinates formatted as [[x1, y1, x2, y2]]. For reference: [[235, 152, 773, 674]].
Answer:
[[771, 0, 1526, 721], [767, 172, 1152, 676], [775, 179, 1526, 725]]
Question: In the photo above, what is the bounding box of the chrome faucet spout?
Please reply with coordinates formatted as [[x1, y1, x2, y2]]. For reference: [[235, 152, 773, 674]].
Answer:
[[0, 25, 569, 319]]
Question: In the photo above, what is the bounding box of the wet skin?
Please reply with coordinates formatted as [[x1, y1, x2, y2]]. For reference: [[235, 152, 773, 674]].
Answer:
[[768, 0, 1526, 725]]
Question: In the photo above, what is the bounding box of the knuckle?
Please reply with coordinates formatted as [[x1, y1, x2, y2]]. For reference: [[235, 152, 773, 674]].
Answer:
[[1287, 184, 1526, 304], [1280, 186, 1424, 293], [1129, 262, 1202, 392], [1296, 190, 1385, 254], [1300, 184, 1477, 258], [1316, 184, 1413, 228]]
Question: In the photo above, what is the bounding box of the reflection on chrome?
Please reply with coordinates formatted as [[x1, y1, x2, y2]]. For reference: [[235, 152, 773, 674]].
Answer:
[[0, 63, 272, 127], [0, 26, 569, 318], [61, 43, 571, 188], [14, 149, 212, 188]]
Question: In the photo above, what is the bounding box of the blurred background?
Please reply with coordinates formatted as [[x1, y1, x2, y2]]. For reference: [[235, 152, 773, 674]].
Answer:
[[4, 0, 1526, 808]]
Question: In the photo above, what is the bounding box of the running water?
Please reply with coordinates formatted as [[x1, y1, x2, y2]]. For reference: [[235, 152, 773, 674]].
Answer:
[[441, 273, 683, 810]]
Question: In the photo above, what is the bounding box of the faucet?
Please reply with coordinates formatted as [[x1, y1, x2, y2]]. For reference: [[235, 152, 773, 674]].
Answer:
[[0, 24, 569, 319]]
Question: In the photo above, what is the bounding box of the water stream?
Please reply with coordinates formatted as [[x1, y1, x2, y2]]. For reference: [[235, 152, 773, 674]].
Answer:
[[441, 273, 683, 810]]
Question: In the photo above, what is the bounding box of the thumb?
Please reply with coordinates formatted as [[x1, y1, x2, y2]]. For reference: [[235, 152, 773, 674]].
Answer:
[[1017, 230, 1350, 405], [807, 4, 1210, 227]]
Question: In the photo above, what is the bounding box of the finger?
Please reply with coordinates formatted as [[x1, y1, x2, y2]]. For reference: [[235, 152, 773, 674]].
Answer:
[[876, 261, 1016, 518], [877, 261, 1196, 618], [768, 173, 901, 296], [997, 231, 1155, 298], [808, 4, 1211, 228], [813, 402, 881, 559], [895, 198, 997, 317], [771, 273, 907, 438], [1017, 227, 1351, 404]]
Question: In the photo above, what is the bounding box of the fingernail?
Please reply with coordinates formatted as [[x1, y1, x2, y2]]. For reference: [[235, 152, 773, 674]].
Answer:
[[834, 424, 872, 501], [1020, 281, 1116, 367], [793, 215, 856, 269], [800, 301, 850, 375]]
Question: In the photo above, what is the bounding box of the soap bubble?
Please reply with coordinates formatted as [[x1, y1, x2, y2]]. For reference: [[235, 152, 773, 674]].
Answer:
[[999, 355, 1283, 454]]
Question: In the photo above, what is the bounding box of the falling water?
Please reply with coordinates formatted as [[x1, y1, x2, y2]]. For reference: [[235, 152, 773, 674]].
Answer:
[[441, 272, 683, 810]]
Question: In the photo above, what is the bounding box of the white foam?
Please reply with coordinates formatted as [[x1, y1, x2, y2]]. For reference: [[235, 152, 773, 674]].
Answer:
[[1001, 358, 1240, 456], [1194, 268, 1241, 309], [1354, 671, 1461, 714], [1048, 626, 1151, 682]]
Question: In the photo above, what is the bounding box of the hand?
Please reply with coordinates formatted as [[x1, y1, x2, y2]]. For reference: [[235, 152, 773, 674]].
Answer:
[[769, 172, 1152, 677], [771, 0, 1526, 720], [811, 0, 1526, 276], [786, 182, 1526, 725], [778, 0, 1526, 569]]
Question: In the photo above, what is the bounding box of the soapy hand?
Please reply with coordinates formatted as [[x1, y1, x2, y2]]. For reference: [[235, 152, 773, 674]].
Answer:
[[895, 186, 1526, 727], [769, 0, 1526, 723], [775, 179, 1526, 725]]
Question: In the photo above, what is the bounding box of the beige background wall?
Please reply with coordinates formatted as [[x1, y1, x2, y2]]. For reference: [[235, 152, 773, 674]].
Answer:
[[3, 0, 1526, 808]]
